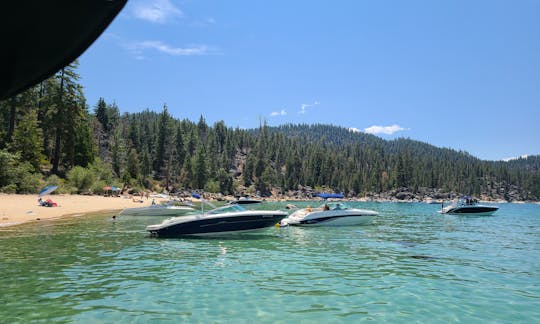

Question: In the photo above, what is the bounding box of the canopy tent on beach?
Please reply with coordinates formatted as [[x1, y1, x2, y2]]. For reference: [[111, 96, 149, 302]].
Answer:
[[103, 186, 121, 196]]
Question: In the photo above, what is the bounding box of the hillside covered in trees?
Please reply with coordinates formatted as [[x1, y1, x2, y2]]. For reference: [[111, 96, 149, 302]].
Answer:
[[1, 63, 539, 201]]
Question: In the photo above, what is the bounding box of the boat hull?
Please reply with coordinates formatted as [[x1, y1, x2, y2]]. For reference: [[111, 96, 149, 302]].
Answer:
[[229, 199, 262, 205], [441, 206, 499, 216], [147, 211, 287, 237], [282, 209, 377, 226], [118, 206, 194, 217]]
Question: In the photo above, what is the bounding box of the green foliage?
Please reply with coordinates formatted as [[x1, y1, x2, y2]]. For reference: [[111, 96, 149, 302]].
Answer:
[[89, 158, 114, 184], [9, 109, 43, 171], [0, 61, 538, 200], [191, 145, 208, 189], [94, 98, 109, 132], [216, 168, 233, 195], [15, 167, 41, 193], [44, 175, 67, 194], [67, 166, 95, 193], [91, 180, 107, 195], [126, 148, 140, 180], [0, 150, 40, 193], [0, 149, 17, 189], [204, 180, 220, 193], [50, 61, 88, 175]]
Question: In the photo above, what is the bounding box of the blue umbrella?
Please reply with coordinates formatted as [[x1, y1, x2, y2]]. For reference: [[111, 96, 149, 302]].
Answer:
[[39, 185, 58, 197]]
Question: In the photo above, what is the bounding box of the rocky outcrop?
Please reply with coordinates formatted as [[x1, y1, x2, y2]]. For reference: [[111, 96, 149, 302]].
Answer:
[[168, 183, 535, 203]]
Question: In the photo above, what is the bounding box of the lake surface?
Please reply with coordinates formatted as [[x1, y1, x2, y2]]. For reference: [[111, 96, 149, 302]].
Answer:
[[1, 202, 539, 322]]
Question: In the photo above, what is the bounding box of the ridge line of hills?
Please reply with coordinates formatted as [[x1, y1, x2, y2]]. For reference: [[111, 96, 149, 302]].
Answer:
[[2, 77, 539, 201]]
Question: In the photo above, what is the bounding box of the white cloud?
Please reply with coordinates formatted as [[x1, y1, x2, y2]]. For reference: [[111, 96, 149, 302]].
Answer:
[[299, 101, 319, 114], [348, 127, 361, 133], [270, 109, 287, 117], [364, 124, 408, 135], [131, 0, 182, 24], [127, 41, 210, 58]]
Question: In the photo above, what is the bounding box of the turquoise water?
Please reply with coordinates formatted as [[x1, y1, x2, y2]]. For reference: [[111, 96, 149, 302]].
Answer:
[[1, 202, 539, 322]]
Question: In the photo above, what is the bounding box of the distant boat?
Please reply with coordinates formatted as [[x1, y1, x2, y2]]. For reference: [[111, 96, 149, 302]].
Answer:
[[229, 197, 262, 205], [118, 203, 195, 217], [146, 204, 287, 237], [280, 202, 378, 227], [439, 196, 498, 215]]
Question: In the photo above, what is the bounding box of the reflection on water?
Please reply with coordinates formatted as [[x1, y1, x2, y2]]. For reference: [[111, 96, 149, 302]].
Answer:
[[1, 203, 539, 322]]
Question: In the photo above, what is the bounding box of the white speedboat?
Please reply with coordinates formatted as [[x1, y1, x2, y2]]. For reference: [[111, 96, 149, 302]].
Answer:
[[146, 204, 287, 237], [228, 197, 262, 205], [118, 203, 195, 217], [439, 196, 498, 215], [280, 202, 378, 226]]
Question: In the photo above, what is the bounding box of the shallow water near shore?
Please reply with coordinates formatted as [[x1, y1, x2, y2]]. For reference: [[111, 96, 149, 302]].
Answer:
[[1, 202, 539, 322]]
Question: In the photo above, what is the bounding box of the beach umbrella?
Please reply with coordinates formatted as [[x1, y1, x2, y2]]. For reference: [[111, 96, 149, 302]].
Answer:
[[103, 186, 121, 195], [39, 185, 58, 197]]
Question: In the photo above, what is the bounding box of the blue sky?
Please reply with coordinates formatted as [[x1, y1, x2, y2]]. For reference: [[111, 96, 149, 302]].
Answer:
[[78, 0, 540, 161]]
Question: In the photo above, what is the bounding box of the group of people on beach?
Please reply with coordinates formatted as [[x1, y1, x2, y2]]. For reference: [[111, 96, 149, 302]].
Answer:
[[38, 198, 57, 207], [132, 191, 151, 203]]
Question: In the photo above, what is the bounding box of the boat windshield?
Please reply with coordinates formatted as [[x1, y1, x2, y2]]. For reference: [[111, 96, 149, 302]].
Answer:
[[323, 202, 350, 210], [207, 204, 246, 214], [458, 197, 478, 206]]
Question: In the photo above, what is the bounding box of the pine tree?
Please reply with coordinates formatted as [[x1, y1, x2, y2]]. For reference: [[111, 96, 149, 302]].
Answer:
[[10, 109, 43, 171], [50, 60, 86, 175], [154, 105, 174, 180], [110, 128, 125, 177], [127, 148, 141, 180], [191, 145, 208, 189], [94, 98, 109, 132]]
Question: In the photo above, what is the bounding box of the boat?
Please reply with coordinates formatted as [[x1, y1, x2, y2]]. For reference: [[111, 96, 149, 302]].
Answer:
[[228, 197, 263, 205], [118, 203, 195, 217], [280, 202, 378, 226], [146, 204, 287, 237], [424, 198, 443, 204], [439, 196, 499, 215]]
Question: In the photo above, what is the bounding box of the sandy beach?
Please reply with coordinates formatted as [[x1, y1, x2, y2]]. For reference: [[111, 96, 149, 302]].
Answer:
[[0, 194, 163, 228]]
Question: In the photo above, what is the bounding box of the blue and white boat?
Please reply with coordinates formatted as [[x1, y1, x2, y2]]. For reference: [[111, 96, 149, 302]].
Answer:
[[280, 202, 378, 227], [228, 197, 262, 205]]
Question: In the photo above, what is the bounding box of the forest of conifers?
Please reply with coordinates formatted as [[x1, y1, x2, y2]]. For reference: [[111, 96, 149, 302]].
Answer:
[[1, 62, 539, 200]]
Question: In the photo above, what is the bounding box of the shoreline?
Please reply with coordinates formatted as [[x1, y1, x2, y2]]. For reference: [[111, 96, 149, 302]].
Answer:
[[0, 194, 162, 228], [2, 193, 539, 229]]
